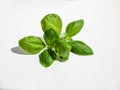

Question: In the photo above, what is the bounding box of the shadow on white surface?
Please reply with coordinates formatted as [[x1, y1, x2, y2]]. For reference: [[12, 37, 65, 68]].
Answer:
[[11, 46, 29, 55]]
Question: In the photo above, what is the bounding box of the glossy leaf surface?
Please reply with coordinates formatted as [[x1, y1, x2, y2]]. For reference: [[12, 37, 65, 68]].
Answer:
[[44, 29, 59, 46], [39, 49, 54, 67], [19, 36, 45, 54], [41, 14, 62, 35], [69, 40, 93, 55], [65, 19, 84, 37]]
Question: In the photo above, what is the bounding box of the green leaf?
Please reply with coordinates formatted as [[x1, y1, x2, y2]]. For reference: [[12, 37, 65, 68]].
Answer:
[[39, 49, 54, 67], [55, 38, 72, 53], [63, 36, 73, 43], [69, 40, 93, 55], [19, 36, 45, 54], [57, 51, 70, 62], [48, 49, 57, 60], [41, 14, 62, 35], [44, 29, 59, 46], [54, 38, 72, 62], [65, 19, 84, 37]]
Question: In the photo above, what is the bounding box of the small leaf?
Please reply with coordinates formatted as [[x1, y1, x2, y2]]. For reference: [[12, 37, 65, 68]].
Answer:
[[19, 36, 45, 54], [44, 29, 59, 46], [57, 51, 70, 62], [54, 38, 71, 62], [54, 38, 72, 53], [41, 14, 62, 35], [69, 40, 93, 55], [65, 19, 84, 37], [39, 49, 54, 67], [63, 36, 73, 43]]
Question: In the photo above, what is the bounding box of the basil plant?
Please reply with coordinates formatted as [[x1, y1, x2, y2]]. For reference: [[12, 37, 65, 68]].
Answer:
[[18, 13, 94, 68]]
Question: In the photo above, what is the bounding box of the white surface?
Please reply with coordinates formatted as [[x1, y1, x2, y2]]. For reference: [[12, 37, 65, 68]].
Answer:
[[0, 0, 120, 90]]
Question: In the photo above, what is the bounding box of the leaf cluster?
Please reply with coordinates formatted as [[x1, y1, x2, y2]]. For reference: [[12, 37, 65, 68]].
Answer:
[[19, 14, 94, 68]]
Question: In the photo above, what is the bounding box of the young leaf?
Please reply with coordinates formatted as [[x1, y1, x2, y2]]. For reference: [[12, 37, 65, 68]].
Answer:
[[39, 49, 54, 67], [54, 38, 71, 62], [63, 36, 73, 43], [69, 40, 93, 55], [44, 29, 59, 46], [41, 14, 62, 35], [57, 51, 70, 62], [54, 38, 72, 54], [19, 36, 45, 54], [65, 19, 84, 37]]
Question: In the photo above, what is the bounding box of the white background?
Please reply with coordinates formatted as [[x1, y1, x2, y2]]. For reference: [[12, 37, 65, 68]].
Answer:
[[0, 0, 120, 90]]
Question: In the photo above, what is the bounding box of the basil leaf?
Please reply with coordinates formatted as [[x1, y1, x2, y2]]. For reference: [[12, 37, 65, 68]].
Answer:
[[41, 14, 62, 35], [69, 40, 93, 55], [44, 29, 59, 46], [39, 49, 54, 67], [48, 49, 57, 60], [57, 51, 70, 62], [54, 38, 71, 62], [19, 36, 45, 54], [63, 36, 73, 43], [55, 38, 72, 53], [65, 19, 84, 37]]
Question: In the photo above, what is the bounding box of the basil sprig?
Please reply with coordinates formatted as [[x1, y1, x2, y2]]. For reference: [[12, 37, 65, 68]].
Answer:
[[18, 13, 94, 68]]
